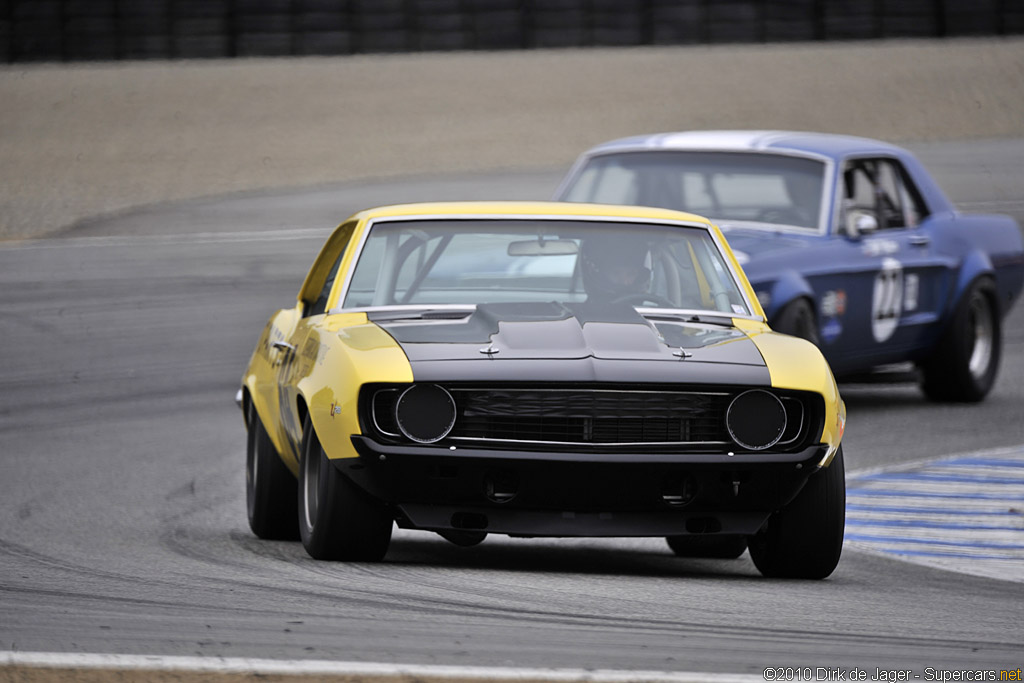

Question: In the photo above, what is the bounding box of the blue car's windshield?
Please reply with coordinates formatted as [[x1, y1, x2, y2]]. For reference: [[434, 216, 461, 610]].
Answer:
[[560, 151, 826, 232], [340, 218, 752, 317]]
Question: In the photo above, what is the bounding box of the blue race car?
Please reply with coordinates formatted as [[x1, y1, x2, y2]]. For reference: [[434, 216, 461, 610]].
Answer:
[[555, 131, 1024, 402]]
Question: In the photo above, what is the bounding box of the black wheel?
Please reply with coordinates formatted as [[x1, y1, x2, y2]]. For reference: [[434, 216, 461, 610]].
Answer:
[[666, 535, 747, 559], [246, 399, 299, 540], [437, 530, 488, 547], [771, 298, 820, 345], [298, 417, 393, 561], [919, 278, 1001, 403], [748, 447, 845, 579]]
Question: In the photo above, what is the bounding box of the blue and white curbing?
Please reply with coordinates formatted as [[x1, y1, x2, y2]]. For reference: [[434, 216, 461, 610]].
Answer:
[[844, 445, 1024, 582]]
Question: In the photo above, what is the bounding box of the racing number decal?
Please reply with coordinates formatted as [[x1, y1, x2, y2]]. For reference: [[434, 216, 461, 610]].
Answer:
[[871, 257, 903, 343]]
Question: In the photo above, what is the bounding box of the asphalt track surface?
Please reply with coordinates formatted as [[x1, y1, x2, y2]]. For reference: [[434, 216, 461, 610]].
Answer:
[[1, 141, 1024, 680]]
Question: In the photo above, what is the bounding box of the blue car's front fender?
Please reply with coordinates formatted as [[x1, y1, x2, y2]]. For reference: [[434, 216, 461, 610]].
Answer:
[[751, 269, 814, 322]]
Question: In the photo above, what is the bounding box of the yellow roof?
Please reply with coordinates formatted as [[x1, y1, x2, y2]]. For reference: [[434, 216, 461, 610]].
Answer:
[[351, 200, 714, 227]]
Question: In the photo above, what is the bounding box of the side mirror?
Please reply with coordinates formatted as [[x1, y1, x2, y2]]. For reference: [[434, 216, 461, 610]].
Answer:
[[844, 209, 879, 239]]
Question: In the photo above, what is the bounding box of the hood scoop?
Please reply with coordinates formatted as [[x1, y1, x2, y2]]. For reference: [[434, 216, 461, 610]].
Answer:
[[372, 301, 765, 367]]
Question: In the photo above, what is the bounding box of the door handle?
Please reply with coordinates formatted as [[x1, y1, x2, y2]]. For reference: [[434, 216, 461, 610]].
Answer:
[[271, 340, 296, 353], [909, 234, 930, 247]]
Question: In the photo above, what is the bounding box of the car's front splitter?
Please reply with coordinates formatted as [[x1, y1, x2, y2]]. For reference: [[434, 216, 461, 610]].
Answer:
[[340, 436, 827, 537], [396, 504, 772, 537]]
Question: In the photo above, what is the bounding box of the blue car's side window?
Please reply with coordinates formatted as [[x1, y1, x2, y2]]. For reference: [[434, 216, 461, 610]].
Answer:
[[843, 158, 929, 232]]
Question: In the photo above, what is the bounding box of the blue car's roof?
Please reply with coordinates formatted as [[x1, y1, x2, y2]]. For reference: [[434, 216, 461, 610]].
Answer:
[[569, 130, 955, 218], [582, 130, 906, 162]]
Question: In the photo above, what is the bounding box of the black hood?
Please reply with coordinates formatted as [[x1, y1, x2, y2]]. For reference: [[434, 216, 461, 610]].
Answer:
[[370, 302, 770, 386]]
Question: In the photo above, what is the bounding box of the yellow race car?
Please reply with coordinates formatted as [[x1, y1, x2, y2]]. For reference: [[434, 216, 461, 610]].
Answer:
[[239, 201, 846, 579]]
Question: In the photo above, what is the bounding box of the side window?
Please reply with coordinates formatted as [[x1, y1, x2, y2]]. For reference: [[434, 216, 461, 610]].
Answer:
[[874, 160, 907, 229], [843, 163, 875, 210], [843, 158, 930, 233], [843, 158, 927, 233], [893, 162, 929, 227], [308, 253, 343, 316], [301, 221, 356, 317]]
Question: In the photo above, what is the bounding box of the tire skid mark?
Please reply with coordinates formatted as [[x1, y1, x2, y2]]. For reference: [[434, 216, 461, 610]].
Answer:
[[226, 540, 1018, 652], [0, 537, 190, 593], [0, 537, 320, 615], [155, 521, 1018, 652]]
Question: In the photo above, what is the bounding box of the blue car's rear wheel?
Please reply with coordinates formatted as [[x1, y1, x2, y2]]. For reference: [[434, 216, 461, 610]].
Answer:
[[298, 417, 393, 561], [920, 278, 1001, 403], [245, 399, 299, 540], [747, 447, 845, 579]]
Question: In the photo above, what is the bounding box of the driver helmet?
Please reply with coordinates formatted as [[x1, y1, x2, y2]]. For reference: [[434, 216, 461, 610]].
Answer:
[[579, 235, 652, 300]]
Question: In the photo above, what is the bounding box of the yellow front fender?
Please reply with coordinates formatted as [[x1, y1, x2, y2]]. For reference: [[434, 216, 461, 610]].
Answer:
[[296, 314, 413, 461], [737, 320, 845, 467]]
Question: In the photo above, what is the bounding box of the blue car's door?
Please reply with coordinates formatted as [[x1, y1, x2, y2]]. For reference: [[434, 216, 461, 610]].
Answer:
[[819, 157, 950, 374]]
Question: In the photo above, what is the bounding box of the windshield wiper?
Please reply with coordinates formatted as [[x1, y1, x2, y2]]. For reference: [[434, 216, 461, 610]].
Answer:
[[640, 311, 735, 327], [360, 307, 476, 323]]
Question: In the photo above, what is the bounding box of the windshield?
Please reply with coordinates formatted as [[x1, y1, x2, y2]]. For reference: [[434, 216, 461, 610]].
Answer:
[[340, 218, 751, 317], [560, 151, 827, 231]]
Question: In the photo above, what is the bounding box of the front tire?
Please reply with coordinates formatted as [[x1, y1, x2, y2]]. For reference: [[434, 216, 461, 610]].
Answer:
[[246, 400, 299, 540], [919, 278, 1001, 403], [298, 417, 393, 561], [748, 447, 845, 579], [772, 298, 820, 345]]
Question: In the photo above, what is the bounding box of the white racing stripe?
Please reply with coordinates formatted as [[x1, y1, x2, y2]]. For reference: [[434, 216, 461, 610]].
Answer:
[[0, 651, 764, 682], [845, 446, 1024, 581]]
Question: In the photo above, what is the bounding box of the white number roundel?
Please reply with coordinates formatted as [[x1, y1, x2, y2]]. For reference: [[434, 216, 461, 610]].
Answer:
[[871, 257, 903, 343]]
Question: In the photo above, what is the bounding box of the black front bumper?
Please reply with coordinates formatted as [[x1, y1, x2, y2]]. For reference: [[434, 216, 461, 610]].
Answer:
[[342, 435, 826, 537]]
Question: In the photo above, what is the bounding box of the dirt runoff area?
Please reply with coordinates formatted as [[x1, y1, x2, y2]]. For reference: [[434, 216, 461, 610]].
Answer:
[[1, 37, 1023, 241]]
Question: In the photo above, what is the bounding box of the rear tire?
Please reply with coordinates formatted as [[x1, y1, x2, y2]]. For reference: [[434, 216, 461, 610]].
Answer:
[[919, 278, 1001, 403], [246, 400, 299, 540], [666, 535, 747, 559], [748, 447, 845, 579], [298, 417, 393, 561], [772, 298, 820, 345]]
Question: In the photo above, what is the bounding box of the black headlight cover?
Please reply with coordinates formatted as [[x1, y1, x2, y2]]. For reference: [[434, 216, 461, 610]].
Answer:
[[394, 383, 458, 443], [726, 389, 787, 451]]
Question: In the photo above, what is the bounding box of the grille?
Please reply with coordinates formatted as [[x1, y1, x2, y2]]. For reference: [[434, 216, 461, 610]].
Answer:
[[454, 389, 729, 444], [367, 386, 796, 450]]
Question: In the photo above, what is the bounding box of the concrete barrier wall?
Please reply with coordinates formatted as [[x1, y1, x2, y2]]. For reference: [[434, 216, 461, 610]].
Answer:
[[3, 0, 1023, 62], [3, 37, 1023, 241]]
